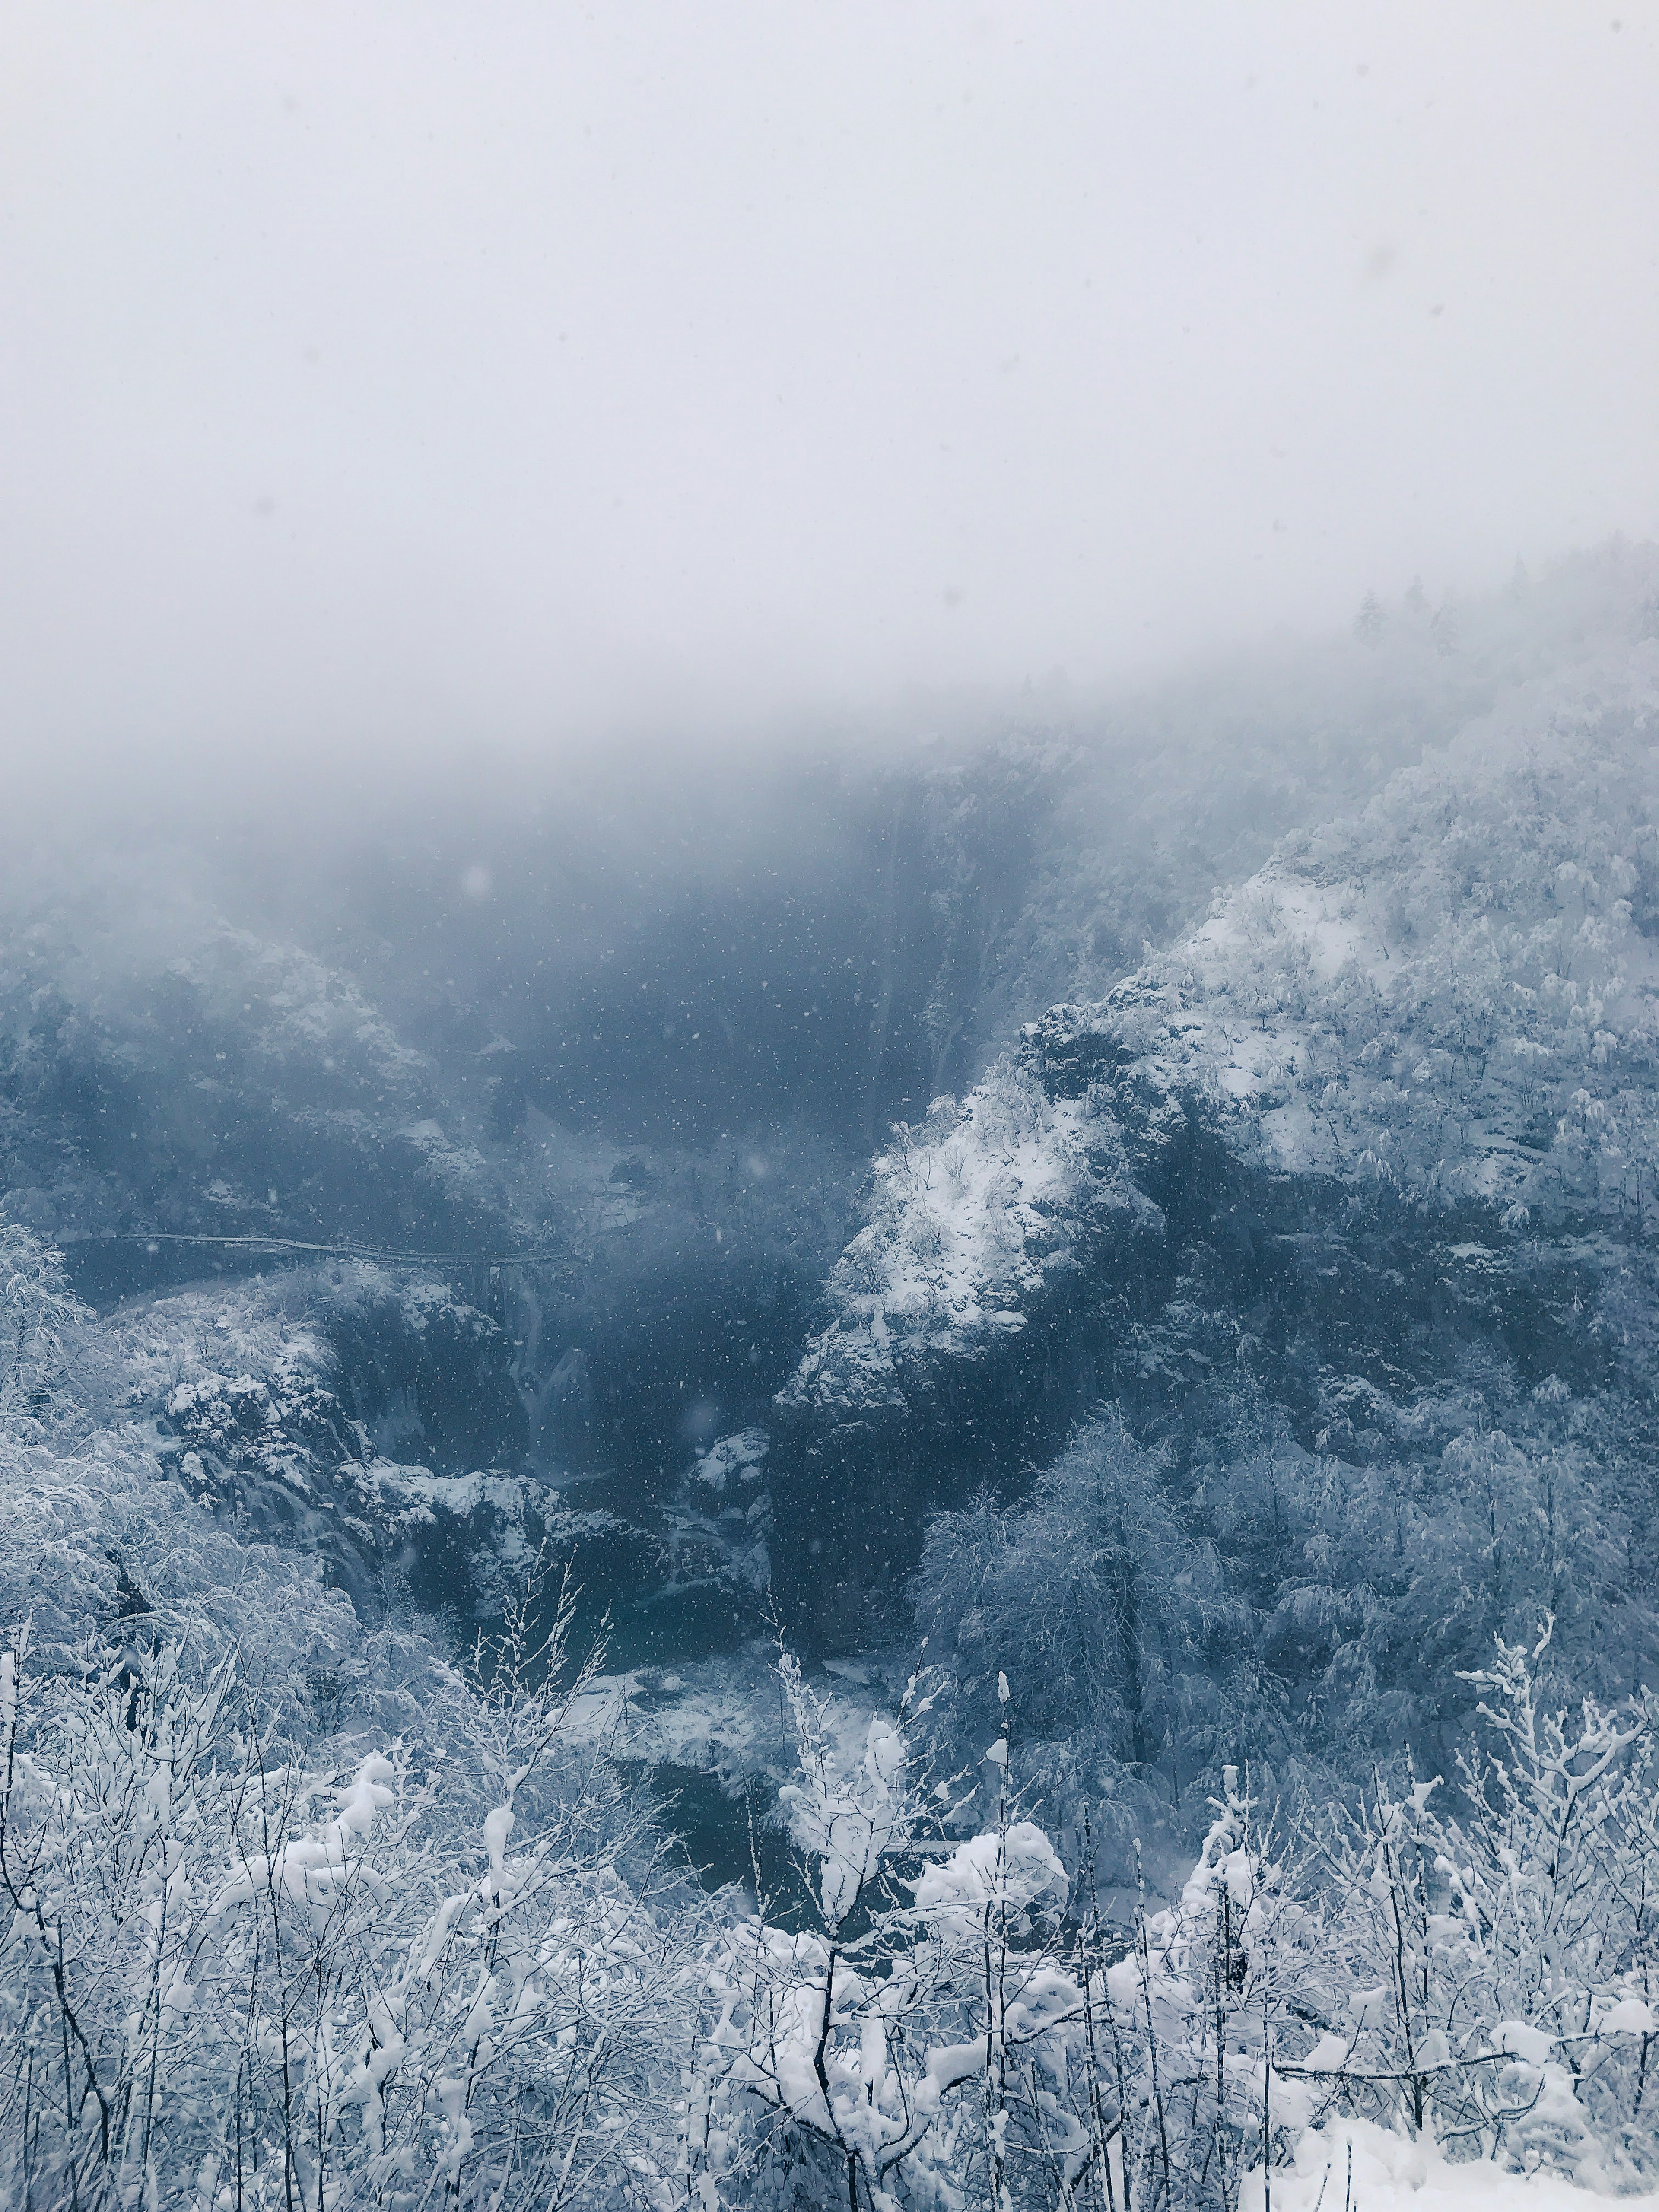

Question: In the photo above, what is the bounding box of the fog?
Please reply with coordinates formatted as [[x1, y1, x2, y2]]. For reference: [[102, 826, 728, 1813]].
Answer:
[[13, 22, 1659, 2187], [5, 1, 1658, 801]]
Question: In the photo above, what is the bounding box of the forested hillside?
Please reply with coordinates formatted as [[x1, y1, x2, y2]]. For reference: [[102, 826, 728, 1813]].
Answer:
[[776, 632, 1659, 1835], [6, 549, 1659, 2205]]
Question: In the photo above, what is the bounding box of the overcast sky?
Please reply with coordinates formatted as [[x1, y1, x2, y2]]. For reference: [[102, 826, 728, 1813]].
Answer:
[[4, 2, 1658, 785]]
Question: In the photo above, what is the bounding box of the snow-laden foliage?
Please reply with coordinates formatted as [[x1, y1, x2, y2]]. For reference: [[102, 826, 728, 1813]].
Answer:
[[1, 1224, 89, 1437], [911, 1412, 1239, 1824], [0, 1240, 520, 1795], [1099, 649, 1659, 1225], [914, 1380, 1656, 1839], [1300, 1627, 1659, 2186], [683, 1636, 1659, 2209], [0, 1425, 442, 1732], [4, 1453, 1659, 2212], [0, 1583, 708, 2210], [22, 1246, 579, 1630]]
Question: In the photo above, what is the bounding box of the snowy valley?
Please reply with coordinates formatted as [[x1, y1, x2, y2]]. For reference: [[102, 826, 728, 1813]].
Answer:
[[6, 555, 1659, 2206]]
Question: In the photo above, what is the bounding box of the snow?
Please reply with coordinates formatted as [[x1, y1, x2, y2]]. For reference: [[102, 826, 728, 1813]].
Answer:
[[661, 1427, 774, 1594], [912, 1822, 1066, 1934], [1248, 2120, 1659, 2212], [780, 1057, 1158, 1417], [691, 1426, 769, 1495], [794, 646, 1659, 1354], [363, 1463, 537, 1527]]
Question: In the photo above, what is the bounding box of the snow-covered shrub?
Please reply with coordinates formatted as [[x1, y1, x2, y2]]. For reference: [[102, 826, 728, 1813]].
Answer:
[[676, 1649, 1109, 2208], [1075, 1767, 1333, 2212], [0, 1578, 705, 2211], [691, 1651, 978, 2207], [5, 1568, 1653, 2209], [695, 1661, 1349, 2212], [691, 1653, 1303, 2211], [1292, 1625, 1659, 2188], [0, 1222, 110, 1443]]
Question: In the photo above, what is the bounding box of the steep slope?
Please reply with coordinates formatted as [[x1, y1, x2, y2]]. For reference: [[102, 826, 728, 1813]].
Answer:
[[772, 644, 1659, 1666], [987, 541, 1659, 1027], [1098, 645, 1659, 1223]]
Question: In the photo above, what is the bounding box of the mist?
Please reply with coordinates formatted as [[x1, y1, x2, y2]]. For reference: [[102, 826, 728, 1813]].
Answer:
[[6, 1, 1658, 801], [9, 17, 1659, 2203]]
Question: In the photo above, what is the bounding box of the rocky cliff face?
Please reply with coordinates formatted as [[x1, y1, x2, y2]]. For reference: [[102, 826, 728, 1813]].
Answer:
[[771, 648, 1659, 1646], [122, 1267, 551, 1615]]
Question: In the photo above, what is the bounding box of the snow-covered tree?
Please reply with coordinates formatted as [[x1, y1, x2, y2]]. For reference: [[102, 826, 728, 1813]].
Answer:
[[1290, 1626, 1659, 2187], [0, 1575, 706, 2209], [0, 1224, 92, 1438], [692, 1649, 975, 2207]]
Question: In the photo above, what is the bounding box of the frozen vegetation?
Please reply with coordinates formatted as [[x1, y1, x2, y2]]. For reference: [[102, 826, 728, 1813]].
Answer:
[[5, 551, 1659, 2202]]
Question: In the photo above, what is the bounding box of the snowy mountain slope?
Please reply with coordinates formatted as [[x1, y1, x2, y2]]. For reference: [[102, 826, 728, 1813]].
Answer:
[[987, 541, 1659, 1029], [1098, 645, 1659, 1220], [772, 644, 1659, 1644], [0, 904, 494, 1269], [8, 551, 1659, 1680], [105, 1263, 573, 1618]]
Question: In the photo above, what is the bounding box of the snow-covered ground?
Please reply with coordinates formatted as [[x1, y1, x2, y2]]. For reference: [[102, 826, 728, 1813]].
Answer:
[[1248, 2120, 1659, 2212]]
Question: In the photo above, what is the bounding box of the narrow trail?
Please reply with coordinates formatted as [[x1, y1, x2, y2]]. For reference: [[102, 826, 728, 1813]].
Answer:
[[60, 1229, 572, 1268]]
